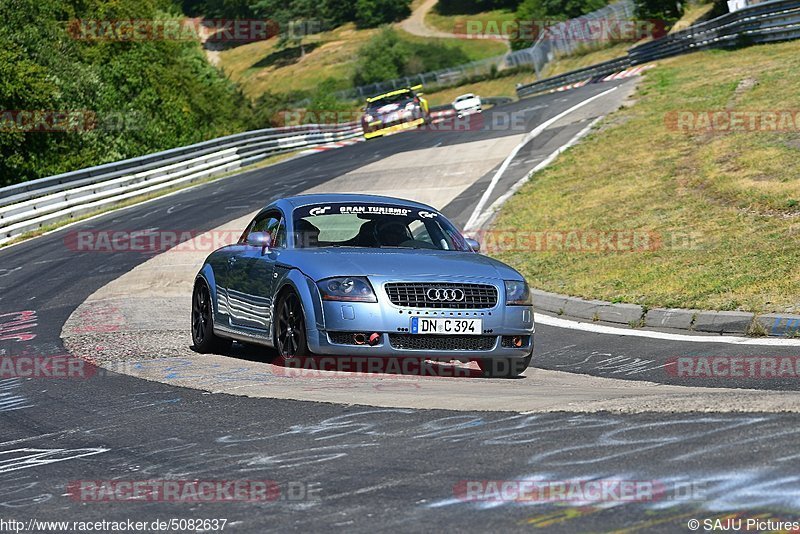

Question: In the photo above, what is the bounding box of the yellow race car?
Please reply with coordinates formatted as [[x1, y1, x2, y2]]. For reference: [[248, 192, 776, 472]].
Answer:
[[361, 85, 430, 139]]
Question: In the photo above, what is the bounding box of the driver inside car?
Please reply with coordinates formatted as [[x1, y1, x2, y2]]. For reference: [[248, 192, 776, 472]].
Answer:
[[375, 219, 413, 247]]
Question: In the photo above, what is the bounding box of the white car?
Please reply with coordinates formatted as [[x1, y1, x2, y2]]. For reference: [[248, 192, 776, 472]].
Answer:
[[453, 93, 482, 118]]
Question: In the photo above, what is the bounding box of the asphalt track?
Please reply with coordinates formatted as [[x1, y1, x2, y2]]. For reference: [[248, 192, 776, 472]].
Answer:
[[3, 80, 800, 532]]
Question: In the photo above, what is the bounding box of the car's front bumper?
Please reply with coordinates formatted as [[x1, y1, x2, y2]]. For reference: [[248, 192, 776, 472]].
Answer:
[[455, 106, 482, 118], [305, 291, 534, 361], [363, 117, 426, 139]]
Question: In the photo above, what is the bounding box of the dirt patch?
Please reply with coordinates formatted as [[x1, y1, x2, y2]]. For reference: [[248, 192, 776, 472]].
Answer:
[[727, 76, 758, 109]]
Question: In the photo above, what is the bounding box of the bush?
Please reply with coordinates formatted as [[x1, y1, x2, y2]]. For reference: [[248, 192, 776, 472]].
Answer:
[[251, 0, 409, 31], [512, 0, 610, 49], [634, 0, 684, 29], [352, 28, 471, 86]]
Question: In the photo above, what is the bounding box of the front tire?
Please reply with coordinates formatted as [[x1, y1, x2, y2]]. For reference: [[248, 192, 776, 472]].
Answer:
[[191, 281, 232, 353], [274, 290, 311, 362], [479, 353, 532, 378]]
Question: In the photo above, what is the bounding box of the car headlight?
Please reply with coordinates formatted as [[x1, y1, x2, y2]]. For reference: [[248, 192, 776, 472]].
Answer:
[[317, 277, 377, 303], [363, 114, 374, 123], [504, 280, 532, 306]]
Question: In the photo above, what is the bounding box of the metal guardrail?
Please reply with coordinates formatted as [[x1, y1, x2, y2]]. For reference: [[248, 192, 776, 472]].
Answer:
[[0, 122, 362, 245], [517, 0, 800, 97]]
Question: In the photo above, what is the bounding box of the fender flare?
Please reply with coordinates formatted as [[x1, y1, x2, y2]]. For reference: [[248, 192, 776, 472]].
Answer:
[[195, 264, 219, 318], [272, 269, 324, 343]]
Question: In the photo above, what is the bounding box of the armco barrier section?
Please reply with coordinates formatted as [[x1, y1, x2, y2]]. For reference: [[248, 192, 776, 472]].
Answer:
[[0, 122, 362, 244], [517, 0, 800, 97]]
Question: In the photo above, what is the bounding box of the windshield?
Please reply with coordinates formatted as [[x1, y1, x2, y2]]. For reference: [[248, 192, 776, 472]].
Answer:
[[366, 92, 413, 110], [292, 203, 471, 251]]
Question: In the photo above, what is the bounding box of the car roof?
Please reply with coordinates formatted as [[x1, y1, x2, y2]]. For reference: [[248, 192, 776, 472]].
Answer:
[[272, 194, 438, 213]]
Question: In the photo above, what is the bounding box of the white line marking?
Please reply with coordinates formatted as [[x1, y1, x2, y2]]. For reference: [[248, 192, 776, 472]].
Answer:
[[468, 115, 604, 230], [464, 86, 618, 231], [536, 313, 800, 346]]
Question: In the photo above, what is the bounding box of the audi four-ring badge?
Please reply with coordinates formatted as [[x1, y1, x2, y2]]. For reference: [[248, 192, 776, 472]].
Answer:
[[191, 194, 535, 377]]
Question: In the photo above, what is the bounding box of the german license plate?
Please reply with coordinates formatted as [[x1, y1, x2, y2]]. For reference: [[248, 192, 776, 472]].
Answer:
[[410, 317, 482, 335]]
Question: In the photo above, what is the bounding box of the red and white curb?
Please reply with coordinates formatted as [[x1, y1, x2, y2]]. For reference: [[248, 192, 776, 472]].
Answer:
[[601, 64, 656, 82], [550, 64, 656, 93], [552, 79, 591, 92], [430, 109, 456, 124], [300, 137, 365, 154]]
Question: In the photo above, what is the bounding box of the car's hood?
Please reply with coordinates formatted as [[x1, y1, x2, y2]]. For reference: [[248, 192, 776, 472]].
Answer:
[[375, 102, 401, 114], [277, 248, 522, 282]]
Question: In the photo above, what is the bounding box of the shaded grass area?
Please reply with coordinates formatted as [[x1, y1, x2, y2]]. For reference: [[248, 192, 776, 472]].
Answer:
[[491, 40, 800, 313]]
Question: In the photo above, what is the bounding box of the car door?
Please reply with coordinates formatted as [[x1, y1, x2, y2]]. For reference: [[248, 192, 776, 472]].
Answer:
[[207, 243, 246, 324], [227, 211, 286, 332]]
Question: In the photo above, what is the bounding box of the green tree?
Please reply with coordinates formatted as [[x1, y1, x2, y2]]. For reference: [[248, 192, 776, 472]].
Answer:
[[0, 0, 254, 185], [353, 28, 411, 85], [354, 0, 412, 28]]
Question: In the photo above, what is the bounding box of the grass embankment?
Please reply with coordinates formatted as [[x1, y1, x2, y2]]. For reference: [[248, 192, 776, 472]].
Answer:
[[425, 7, 517, 35], [491, 40, 800, 313], [218, 24, 507, 99]]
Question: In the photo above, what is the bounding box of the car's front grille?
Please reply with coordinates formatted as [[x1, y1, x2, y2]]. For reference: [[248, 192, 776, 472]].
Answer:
[[384, 282, 498, 309], [389, 334, 496, 351]]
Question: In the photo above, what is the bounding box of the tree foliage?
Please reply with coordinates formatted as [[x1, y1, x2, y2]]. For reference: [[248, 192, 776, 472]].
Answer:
[[0, 0, 254, 186], [353, 28, 470, 86]]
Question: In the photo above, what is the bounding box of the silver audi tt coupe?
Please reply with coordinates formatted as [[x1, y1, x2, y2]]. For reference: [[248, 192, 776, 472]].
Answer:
[[191, 194, 534, 377]]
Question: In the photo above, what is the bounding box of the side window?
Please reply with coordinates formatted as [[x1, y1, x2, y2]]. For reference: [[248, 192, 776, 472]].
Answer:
[[243, 211, 282, 245], [266, 217, 286, 248]]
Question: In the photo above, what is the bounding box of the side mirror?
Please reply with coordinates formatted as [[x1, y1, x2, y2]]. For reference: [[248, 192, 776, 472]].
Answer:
[[246, 231, 272, 253], [465, 238, 480, 252]]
